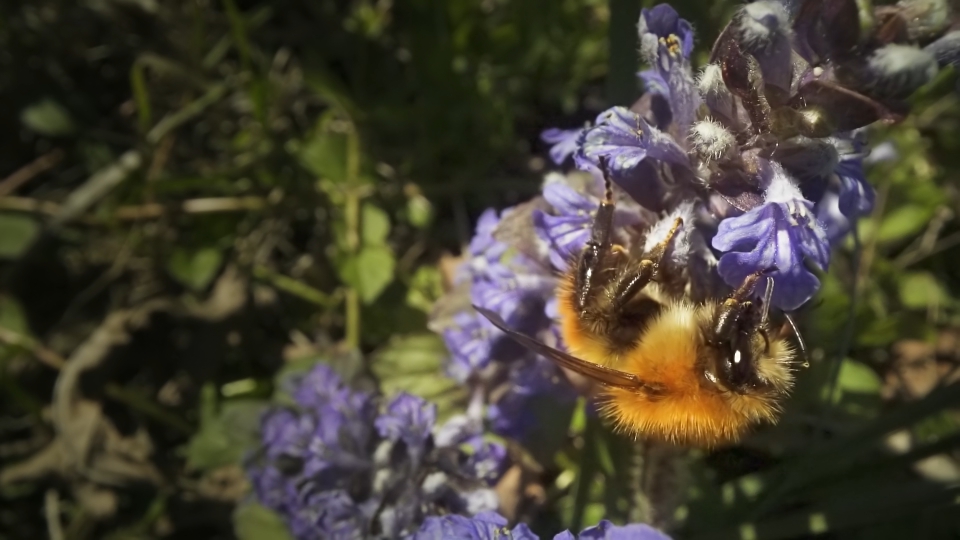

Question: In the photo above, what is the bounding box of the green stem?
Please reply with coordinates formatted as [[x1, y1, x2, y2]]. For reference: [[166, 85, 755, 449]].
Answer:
[[104, 383, 194, 435], [252, 265, 340, 308], [571, 415, 599, 532], [343, 124, 362, 349], [628, 438, 652, 524]]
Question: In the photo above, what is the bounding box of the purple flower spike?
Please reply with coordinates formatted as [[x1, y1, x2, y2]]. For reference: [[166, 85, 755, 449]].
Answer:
[[414, 512, 539, 540], [713, 161, 830, 311], [541, 127, 586, 165], [376, 393, 437, 461], [637, 5, 700, 135], [581, 107, 688, 179]]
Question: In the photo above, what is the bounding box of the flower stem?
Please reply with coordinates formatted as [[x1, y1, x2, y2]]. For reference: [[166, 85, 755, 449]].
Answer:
[[344, 123, 362, 350], [628, 438, 652, 524]]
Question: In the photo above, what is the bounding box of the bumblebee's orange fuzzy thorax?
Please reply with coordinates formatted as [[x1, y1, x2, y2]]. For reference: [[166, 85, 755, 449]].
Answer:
[[601, 301, 789, 447]]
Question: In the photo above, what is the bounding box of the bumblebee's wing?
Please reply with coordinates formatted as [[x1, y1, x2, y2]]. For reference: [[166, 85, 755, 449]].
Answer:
[[473, 305, 654, 393]]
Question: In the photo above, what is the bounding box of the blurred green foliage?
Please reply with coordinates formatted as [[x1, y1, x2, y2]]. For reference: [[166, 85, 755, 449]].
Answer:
[[0, 0, 959, 539]]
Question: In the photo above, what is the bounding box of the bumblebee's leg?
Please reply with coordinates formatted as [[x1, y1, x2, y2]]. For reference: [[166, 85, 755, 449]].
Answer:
[[711, 268, 776, 343], [572, 158, 618, 314], [609, 217, 684, 312]]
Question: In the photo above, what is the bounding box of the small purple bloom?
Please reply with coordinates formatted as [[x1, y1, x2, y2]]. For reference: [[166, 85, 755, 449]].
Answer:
[[638, 4, 694, 59], [469, 208, 505, 259], [836, 158, 874, 220], [376, 393, 437, 462], [636, 5, 699, 135], [442, 312, 497, 383], [488, 354, 573, 438], [568, 520, 673, 540], [470, 269, 556, 323], [581, 107, 688, 181], [542, 128, 586, 165], [533, 179, 608, 269], [287, 490, 371, 540], [638, 69, 670, 97], [414, 512, 539, 540], [713, 161, 830, 311]]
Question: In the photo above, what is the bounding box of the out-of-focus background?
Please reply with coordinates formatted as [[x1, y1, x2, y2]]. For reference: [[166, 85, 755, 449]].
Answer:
[[0, 1, 958, 539]]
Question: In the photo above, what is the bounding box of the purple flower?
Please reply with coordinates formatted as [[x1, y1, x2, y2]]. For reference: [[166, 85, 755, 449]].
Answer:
[[580, 107, 688, 181], [413, 514, 675, 540], [488, 354, 574, 438], [469, 208, 505, 258], [638, 4, 694, 59], [470, 267, 555, 324], [414, 512, 538, 540], [556, 520, 673, 540], [836, 158, 874, 221], [713, 161, 830, 311], [287, 490, 372, 540], [542, 128, 586, 165], [637, 4, 699, 135], [376, 393, 437, 463], [532, 173, 643, 270], [248, 364, 509, 540], [442, 312, 498, 383]]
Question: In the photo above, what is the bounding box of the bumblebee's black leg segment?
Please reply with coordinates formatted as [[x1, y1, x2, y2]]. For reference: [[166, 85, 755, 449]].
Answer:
[[573, 157, 617, 314], [610, 217, 684, 311]]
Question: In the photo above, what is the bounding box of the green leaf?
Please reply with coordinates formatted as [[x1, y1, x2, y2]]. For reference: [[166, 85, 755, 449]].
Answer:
[[0, 214, 39, 259], [355, 246, 395, 304], [405, 192, 433, 229], [166, 247, 223, 291], [875, 205, 932, 244], [20, 98, 76, 136], [185, 394, 267, 471], [233, 503, 293, 540], [0, 295, 28, 335], [406, 266, 443, 313], [371, 334, 465, 421], [899, 271, 942, 309], [830, 359, 882, 397], [298, 113, 348, 182], [361, 203, 390, 246]]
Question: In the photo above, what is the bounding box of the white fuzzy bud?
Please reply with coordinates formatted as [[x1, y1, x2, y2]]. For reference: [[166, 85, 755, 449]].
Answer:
[[690, 118, 736, 161], [643, 201, 697, 266], [867, 44, 938, 97], [739, 1, 790, 50]]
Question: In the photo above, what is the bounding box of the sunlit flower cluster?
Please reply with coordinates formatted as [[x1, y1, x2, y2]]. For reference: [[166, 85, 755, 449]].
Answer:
[[434, 0, 960, 444]]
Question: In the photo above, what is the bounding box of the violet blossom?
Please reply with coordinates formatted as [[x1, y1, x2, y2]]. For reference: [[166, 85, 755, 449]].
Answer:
[[414, 513, 674, 540], [245, 364, 507, 539]]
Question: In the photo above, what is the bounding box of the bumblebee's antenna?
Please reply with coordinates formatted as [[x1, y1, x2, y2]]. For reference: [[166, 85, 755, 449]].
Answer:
[[784, 312, 809, 367], [598, 155, 613, 203], [760, 276, 774, 326]]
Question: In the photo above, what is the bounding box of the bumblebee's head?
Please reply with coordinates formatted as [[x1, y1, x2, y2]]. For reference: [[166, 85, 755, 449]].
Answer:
[[700, 270, 792, 396], [702, 301, 769, 394]]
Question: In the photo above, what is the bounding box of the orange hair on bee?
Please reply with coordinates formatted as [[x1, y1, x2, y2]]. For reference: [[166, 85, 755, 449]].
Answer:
[[555, 265, 675, 369], [598, 301, 795, 447]]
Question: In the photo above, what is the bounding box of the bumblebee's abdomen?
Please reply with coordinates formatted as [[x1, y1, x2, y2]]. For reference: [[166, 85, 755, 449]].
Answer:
[[602, 387, 778, 446], [600, 300, 783, 447]]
